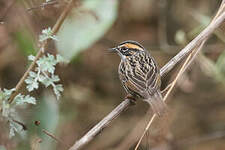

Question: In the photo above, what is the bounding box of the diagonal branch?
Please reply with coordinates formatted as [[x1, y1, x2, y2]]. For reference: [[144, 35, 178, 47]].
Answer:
[[134, 42, 205, 150], [134, 2, 225, 148], [160, 13, 225, 76], [117, 2, 225, 149], [68, 5, 225, 150]]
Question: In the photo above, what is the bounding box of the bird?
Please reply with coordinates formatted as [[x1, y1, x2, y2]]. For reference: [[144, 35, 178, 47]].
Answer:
[[110, 40, 167, 116]]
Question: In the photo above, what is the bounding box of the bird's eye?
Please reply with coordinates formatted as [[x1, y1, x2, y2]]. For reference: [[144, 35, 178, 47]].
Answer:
[[121, 47, 128, 52]]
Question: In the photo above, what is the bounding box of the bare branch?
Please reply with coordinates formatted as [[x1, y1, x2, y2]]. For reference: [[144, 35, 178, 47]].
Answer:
[[42, 129, 69, 149], [133, 2, 225, 148], [118, 2, 225, 149], [160, 11, 225, 76], [68, 99, 133, 150], [134, 42, 205, 150], [68, 5, 225, 150]]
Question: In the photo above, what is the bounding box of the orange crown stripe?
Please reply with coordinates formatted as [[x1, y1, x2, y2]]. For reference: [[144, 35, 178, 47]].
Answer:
[[121, 43, 143, 50]]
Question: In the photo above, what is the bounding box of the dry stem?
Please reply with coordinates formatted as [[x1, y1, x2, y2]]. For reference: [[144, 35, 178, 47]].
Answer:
[[68, 3, 225, 150], [134, 1, 225, 148], [134, 42, 205, 150]]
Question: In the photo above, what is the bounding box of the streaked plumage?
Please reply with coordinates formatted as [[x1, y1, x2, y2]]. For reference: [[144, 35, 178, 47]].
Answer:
[[111, 40, 166, 116]]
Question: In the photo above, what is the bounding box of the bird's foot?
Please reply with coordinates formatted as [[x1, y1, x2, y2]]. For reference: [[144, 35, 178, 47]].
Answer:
[[125, 94, 136, 105]]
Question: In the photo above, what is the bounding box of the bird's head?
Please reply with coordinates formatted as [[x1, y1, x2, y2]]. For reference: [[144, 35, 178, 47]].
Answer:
[[109, 40, 145, 59]]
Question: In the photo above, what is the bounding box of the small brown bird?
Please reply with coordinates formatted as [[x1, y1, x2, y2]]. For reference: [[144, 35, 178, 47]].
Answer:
[[110, 40, 167, 116]]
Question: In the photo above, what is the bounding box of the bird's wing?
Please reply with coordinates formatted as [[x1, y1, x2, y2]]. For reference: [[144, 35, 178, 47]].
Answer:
[[125, 51, 161, 96]]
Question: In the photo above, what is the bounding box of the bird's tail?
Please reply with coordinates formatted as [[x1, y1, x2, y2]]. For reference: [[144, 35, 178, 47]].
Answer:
[[145, 90, 167, 117]]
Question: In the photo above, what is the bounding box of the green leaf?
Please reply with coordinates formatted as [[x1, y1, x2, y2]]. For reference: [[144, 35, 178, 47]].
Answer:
[[9, 120, 23, 138], [1, 92, 36, 138], [51, 75, 60, 82], [25, 53, 64, 99], [2, 100, 11, 117], [25, 78, 33, 85], [14, 94, 36, 105], [37, 54, 57, 74], [2, 88, 15, 101], [29, 71, 37, 78], [3, 88, 15, 96], [26, 79, 39, 92], [41, 77, 53, 87], [56, 54, 68, 63], [25, 77, 34, 84], [38, 74, 46, 82], [25, 77, 38, 91], [53, 84, 63, 100], [28, 55, 36, 61], [39, 27, 58, 42], [56, 0, 118, 61]]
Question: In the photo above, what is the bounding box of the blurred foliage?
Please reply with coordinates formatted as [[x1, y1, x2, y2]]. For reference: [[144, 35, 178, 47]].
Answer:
[[56, 0, 118, 61], [197, 50, 225, 85], [190, 12, 225, 42], [0, 145, 6, 150], [0, 88, 36, 138], [31, 93, 59, 150], [15, 93, 59, 150], [13, 29, 36, 56], [216, 50, 225, 82], [0, 0, 225, 150]]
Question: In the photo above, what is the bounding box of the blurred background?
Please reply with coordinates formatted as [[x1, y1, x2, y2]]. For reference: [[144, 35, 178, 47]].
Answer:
[[0, 0, 225, 150]]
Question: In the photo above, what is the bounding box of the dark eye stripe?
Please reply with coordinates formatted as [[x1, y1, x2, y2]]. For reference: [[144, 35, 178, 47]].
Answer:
[[121, 47, 128, 51], [129, 48, 140, 52]]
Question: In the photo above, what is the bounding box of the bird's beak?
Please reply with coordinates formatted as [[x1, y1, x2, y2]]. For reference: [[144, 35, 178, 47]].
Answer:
[[108, 47, 118, 53]]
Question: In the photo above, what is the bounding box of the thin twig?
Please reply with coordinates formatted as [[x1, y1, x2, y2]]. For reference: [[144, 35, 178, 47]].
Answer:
[[31, 138, 42, 150], [42, 129, 69, 149], [12, 119, 27, 130], [68, 8, 225, 150], [160, 10, 225, 76], [134, 113, 156, 150], [27, 0, 59, 11], [134, 42, 204, 150], [8, 0, 76, 104], [161, 83, 172, 94], [68, 99, 133, 150], [115, 43, 203, 150], [134, 2, 225, 148]]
